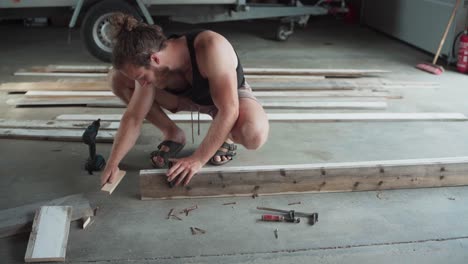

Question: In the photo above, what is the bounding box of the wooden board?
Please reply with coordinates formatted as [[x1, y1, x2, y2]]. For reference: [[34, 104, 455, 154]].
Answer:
[[25, 91, 115, 97], [82, 217, 92, 229], [0, 81, 110, 92], [14, 71, 107, 77], [252, 101, 388, 109], [21, 90, 395, 98], [7, 98, 125, 107], [88, 100, 388, 110], [139, 156, 468, 199], [33, 65, 110, 73], [1, 79, 436, 93], [101, 170, 127, 195], [25, 206, 72, 262], [56, 113, 468, 122], [16, 66, 389, 77], [0, 128, 115, 142], [9, 98, 388, 110], [0, 119, 119, 130], [243, 68, 390, 76], [0, 194, 93, 238], [245, 75, 326, 80], [251, 81, 370, 90]]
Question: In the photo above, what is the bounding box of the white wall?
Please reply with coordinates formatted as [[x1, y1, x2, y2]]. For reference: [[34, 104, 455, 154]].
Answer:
[[362, 0, 468, 60]]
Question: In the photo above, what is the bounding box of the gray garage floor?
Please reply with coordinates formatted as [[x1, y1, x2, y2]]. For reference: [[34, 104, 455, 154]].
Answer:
[[1, 18, 468, 263]]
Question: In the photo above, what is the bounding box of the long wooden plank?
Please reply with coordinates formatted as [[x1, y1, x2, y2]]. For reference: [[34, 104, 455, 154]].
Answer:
[[95, 101, 389, 110], [17, 66, 389, 77], [246, 75, 325, 80], [14, 72, 107, 77], [244, 68, 390, 76], [12, 70, 381, 78], [139, 156, 468, 199], [16, 65, 387, 73], [25, 206, 72, 262], [56, 113, 468, 122], [0, 82, 110, 92], [0, 119, 120, 130], [1, 80, 436, 93], [23, 90, 395, 98], [9, 98, 388, 110], [35, 65, 110, 73], [25, 91, 114, 97], [0, 194, 93, 238], [101, 170, 127, 195], [261, 101, 388, 109], [7, 98, 125, 107], [0, 128, 115, 142]]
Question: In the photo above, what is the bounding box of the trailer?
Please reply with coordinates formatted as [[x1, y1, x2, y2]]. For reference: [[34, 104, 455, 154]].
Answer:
[[0, 0, 348, 62]]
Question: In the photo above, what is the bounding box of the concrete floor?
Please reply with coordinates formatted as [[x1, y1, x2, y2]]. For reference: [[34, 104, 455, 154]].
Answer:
[[1, 18, 468, 263]]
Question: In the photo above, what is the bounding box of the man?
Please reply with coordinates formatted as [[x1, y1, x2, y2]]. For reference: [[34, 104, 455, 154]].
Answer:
[[101, 13, 269, 187]]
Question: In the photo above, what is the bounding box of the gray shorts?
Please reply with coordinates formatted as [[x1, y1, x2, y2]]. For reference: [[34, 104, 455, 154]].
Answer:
[[171, 82, 258, 118]]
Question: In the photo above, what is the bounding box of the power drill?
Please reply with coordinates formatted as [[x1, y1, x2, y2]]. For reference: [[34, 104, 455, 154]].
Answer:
[[82, 119, 106, 175]]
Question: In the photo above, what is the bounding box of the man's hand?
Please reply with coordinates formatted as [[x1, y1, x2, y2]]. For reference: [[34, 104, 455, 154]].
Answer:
[[167, 156, 203, 186], [101, 164, 121, 187]]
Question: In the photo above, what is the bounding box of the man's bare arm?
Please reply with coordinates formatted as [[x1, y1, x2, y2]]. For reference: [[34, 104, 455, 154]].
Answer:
[[102, 78, 155, 185], [192, 32, 240, 164]]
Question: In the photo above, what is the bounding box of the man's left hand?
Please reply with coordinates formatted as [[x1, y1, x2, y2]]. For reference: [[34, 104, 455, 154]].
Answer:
[[167, 156, 203, 186]]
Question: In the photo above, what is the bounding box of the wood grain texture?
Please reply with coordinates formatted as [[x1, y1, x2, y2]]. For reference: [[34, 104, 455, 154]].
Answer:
[[24, 206, 72, 262], [0, 128, 115, 143], [0, 81, 110, 92], [14, 71, 107, 77], [0, 194, 93, 238], [9, 98, 387, 110], [56, 113, 468, 122], [14, 66, 389, 77], [7, 98, 124, 107], [21, 90, 395, 98], [0, 119, 119, 130], [0, 79, 437, 93], [245, 75, 326, 80], [243, 68, 390, 76], [139, 157, 468, 199], [101, 170, 126, 195]]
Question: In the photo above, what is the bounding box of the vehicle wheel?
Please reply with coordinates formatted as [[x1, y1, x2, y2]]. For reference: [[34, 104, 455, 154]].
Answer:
[[81, 0, 142, 62]]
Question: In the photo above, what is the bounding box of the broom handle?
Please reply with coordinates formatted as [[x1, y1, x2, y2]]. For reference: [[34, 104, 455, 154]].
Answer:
[[433, 0, 461, 64]]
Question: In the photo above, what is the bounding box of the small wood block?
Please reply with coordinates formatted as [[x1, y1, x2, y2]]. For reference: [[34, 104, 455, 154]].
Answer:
[[81, 217, 93, 229], [101, 170, 126, 195]]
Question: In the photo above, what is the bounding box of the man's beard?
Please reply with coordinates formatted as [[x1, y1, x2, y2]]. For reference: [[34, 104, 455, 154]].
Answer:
[[153, 66, 170, 88]]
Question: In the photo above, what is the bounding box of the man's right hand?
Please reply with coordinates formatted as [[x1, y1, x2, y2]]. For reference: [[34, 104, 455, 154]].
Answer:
[[101, 164, 120, 187]]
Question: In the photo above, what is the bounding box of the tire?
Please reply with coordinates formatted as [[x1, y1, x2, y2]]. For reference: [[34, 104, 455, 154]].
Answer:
[[81, 0, 142, 62]]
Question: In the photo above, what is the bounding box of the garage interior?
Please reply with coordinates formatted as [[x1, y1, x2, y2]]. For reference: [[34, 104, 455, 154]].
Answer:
[[1, 0, 468, 263]]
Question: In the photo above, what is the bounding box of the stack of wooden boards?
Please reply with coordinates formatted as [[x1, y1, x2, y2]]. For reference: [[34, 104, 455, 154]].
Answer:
[[0, 119, 116, 143], [2, 65, 429, 110], [1, 65, 466, 142], [3, 66, 468, 207]]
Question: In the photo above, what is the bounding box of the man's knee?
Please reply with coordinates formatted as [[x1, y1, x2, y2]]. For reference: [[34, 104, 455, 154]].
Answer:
[[233, 121, 268, 150]]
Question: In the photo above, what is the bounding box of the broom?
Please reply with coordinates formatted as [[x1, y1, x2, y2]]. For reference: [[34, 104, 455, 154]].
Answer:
[[416, 0, 461, 75]]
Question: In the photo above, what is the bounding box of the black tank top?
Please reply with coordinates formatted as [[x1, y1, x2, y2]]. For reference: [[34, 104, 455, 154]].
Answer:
[[168, 30, 245, 106]]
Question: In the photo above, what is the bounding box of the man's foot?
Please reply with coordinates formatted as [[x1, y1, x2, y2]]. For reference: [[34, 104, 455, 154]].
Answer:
[[151, 128, 186, 168], [209, 139, 237, 166]]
